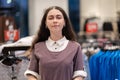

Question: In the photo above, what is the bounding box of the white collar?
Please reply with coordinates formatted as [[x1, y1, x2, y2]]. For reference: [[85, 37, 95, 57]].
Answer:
[[46, 36, 69, 52], [47, 36, 67, 46]]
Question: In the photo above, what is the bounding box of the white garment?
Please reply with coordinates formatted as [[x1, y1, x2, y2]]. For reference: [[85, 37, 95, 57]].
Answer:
[[0, 35, 34, 54], [0, 59, 29, 80]]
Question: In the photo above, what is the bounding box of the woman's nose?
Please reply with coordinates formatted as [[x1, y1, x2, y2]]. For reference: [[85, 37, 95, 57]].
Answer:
[[53, 18, 57, 22]]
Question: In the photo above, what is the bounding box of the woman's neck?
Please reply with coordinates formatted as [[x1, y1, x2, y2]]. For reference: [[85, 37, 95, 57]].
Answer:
[[50, 34, 63, 41]]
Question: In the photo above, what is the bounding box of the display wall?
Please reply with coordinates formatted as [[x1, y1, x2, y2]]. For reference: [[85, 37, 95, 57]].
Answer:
[[0, 0, 28, 43]]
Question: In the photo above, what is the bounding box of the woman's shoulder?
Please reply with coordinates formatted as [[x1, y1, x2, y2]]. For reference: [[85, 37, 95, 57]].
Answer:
[[69, 41, 81, 47], [34, 42, 45, 48]]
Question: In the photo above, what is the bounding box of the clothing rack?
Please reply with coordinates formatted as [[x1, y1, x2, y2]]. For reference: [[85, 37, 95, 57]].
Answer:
[[0, 45, 30, 80], [81, 39, 120, 59], [102, 40, 120, 50]]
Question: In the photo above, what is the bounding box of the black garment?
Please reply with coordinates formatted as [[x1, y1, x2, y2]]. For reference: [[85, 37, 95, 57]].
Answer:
[[117, 21, 120, 33], [102, 22, 113, 31]]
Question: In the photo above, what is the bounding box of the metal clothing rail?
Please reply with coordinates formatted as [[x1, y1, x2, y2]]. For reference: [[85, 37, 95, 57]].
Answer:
[[2, 45, 30, 55]]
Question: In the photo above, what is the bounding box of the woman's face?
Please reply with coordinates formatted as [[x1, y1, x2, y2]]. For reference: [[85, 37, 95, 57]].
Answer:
[[46, 9, 65, 34]]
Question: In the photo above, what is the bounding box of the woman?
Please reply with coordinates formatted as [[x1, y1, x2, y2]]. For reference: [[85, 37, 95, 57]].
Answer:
[[24, 6, 87, 80]]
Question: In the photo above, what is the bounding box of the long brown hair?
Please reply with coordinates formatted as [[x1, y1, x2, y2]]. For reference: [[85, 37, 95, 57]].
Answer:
[[31, 6, 77, 49]]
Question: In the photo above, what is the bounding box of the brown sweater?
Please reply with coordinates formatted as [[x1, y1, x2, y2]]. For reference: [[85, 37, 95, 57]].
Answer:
[[28, 41, 83, 80]]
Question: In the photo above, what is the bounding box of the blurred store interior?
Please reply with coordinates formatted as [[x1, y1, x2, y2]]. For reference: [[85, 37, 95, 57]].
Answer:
[[0, 0, 120, 43], [0, 0, 120, 80]]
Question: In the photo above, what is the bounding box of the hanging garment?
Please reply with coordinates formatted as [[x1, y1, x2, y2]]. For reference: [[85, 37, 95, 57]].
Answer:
[[102, 22, 113, 31], [117, 21, 120, 33], [83, 54, 91, 80], [0, 57, 29, 80], [89, 49, 120, 80]]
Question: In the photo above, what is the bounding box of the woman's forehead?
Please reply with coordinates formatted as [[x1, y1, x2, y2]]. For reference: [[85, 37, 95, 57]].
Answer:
[[47, 9, 63, 16]]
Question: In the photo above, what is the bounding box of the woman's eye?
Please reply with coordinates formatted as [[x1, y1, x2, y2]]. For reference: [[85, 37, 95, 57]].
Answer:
[[48, 17, 54, 20], [56, 15, 62, 19], [47, 15, 63, 20]]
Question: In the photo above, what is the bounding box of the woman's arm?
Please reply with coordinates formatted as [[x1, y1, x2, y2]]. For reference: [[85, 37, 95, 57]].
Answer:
[[24, 49, 39, 80], [73, 45, 87, 80], [27, 74, 37, 80]]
